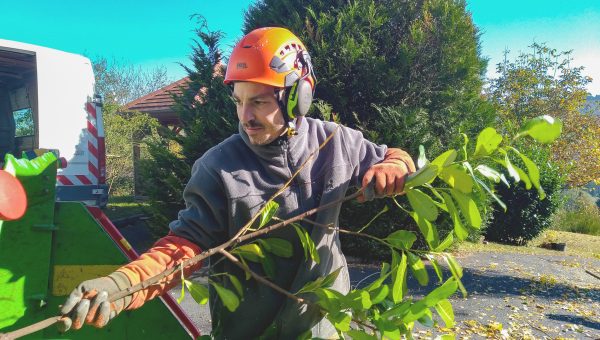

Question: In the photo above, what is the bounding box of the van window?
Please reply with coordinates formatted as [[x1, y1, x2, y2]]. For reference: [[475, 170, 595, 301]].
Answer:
[[14, 108, 34, 137]]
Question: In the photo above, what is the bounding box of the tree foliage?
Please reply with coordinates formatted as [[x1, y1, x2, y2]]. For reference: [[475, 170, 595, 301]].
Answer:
[[92, 56, 170, 107], [91, 57, 171, 197], [103, 112, 163, 196], [487, 43, 600, 186], [139, 21, 237, 221]]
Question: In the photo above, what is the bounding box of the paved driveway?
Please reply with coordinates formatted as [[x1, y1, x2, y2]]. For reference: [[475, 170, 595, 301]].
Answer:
[[170, 251, 599, 339]]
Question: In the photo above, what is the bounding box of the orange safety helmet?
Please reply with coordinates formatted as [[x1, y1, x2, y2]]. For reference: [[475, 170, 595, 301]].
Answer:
[[225, 27, 315, 119]]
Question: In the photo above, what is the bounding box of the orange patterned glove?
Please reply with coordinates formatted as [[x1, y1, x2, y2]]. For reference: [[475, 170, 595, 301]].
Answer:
[[57, 233, 202, 332], [359, 148, 416, 202]]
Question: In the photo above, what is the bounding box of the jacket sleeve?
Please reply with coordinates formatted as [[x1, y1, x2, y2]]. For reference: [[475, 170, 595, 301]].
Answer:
[[339, 125, 388, 188], [169, 158, 229, 250], [117, 233, 203, 310]]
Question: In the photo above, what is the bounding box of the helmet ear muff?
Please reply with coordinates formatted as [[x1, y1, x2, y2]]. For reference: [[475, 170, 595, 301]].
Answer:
[[285, 79, 313, 119], [285, 50, 315, 120]]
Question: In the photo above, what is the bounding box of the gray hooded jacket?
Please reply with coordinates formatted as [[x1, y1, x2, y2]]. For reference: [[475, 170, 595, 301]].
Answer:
[[170, 117, 386, 339]]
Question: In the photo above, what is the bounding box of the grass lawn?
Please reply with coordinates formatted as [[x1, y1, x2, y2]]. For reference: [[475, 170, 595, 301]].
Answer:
[[103, 196, 152, 221], [456, 230, 600, 259]]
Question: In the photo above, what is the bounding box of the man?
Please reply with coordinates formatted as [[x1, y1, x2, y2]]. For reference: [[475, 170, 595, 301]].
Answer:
[[59, 27, 415, 339]]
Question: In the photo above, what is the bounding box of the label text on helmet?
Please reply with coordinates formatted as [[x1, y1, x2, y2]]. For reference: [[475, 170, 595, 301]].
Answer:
[[237, 62, 247, 69]]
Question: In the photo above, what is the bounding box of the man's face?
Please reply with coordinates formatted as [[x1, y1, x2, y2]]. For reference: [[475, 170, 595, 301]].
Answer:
[[233, 82, 286, 145]]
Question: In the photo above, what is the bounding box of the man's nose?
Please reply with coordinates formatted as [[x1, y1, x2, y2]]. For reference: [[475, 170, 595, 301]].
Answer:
[[239, 103, 255, 122]]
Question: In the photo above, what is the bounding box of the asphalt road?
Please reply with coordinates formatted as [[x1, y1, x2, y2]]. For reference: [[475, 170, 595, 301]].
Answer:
[[165, 253, 599, 339]]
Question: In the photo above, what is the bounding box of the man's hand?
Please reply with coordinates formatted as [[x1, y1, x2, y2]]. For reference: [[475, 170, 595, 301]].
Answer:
[[57, 272, 131, 332], [359, 148, 416, 202]]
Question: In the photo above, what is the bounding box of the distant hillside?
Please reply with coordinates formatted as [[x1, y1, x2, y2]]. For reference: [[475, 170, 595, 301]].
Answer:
[[585, 95, 600, 115]]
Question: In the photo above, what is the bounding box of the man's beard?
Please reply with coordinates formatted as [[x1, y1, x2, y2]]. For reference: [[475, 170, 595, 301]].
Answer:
[[244, 120, 270, 145], [244, 120, 284, 145]]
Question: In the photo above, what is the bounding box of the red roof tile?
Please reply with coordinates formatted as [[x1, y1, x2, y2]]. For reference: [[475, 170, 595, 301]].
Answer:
[[122, 77, 191, 125]]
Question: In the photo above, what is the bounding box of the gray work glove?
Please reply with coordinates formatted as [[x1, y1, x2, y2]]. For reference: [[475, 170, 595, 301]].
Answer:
[[57, 271, 132, 332]]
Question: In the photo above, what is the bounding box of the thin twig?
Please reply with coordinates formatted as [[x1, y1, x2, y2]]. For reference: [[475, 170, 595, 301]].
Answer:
[[585, 269, 600, 281], [300, 218, 390, 247], [219, 250, 377, 333], [219, 249, 305, 304], [0, 316, 62, 340]]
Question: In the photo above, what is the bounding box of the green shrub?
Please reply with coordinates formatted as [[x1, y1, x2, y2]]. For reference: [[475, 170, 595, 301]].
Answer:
[[485, 145, 566, 245], [551, 190, 600, 236]]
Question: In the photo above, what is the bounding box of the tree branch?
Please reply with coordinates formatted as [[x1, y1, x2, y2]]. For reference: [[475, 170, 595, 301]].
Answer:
[[219, 249, 305, 304]]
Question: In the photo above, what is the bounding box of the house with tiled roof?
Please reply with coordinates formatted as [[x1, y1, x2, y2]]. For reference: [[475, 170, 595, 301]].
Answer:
[[122, 77, 190, 129]]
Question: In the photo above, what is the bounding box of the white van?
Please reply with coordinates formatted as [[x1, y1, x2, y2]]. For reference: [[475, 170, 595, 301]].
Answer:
[[0, 39, 108, 206]]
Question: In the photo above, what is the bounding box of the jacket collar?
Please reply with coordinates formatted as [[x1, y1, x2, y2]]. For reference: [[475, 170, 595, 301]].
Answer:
[[238, 118, 308, 163]]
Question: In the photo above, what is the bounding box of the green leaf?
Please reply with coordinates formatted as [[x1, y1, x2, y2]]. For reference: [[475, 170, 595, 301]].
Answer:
[[425, 254, 443, 283], [296, 267, 342, 294], [259, 200, 279, 228], [513, 164, 532, 189], [406, 188, 439, 221], [346, 330, 377, 340], [391, 251, 408, 303], [210, 281, 240, 312], [184, 279, 210, 305], [261, 251, 276, 279], [328, 311, 352, 332], [232, 243, 265, 262], [435, 299, 455, 328], [418, 309, 435, 327], [404, 164, 438, 189], [431, 149, 458, 170], [401, 301, 429, 323], [421, 278, 458, 307], [474, 127, 503, 157], [258, 238, 293, 258], [177, 265, 185, 304], [369, 284, 389, 304], [450, 189, 482, 229], [409, 211, 440, 249], [441, 192, 468, 240], [497, 150, 520, 183], [293, 223, 320, 264], [374, 319, 402, 340], [238, 256, 251, 280], [475, 164, 502, 183], [474, 177, 507, 212], [345, 290, 373, 310], [380, 301, 411, 319], [407, 252, 429, 286], [225, 275, 243, 298], [314, 288, 342, 312], [444, 254, 467, 297], [511, 147, 545, 199], [177, 281, 185, 304], [460, 133, 469, 160], [435, 233, 454, 252], [439, 164, 473, 193], [434, 334, 456, 340], [385, 230, 417, 250], [417, 144, 428, 169], [517, 115, 563, 144], [358, 205, 389, 233]]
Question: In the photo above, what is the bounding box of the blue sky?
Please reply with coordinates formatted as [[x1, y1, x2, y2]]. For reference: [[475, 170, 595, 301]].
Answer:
[[1, 0, 599, 95]]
